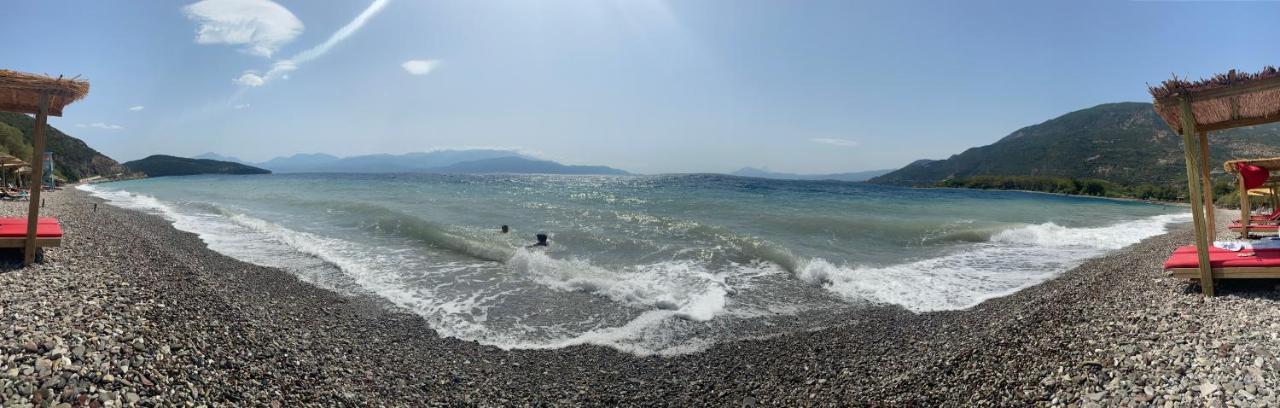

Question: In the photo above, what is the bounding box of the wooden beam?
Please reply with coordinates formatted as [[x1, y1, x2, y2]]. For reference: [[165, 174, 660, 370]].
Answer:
[[23, 94, 48, 266], [1199, 131, 1215, 242], [1170, 267, 1280, 279], [1179, 97, 1215, 296], [1200, 114, 1280, 132]]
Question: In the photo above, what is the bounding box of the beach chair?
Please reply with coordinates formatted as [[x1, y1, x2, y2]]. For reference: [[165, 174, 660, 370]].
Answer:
[[0, 217, 62, 249], [1245, 210, 1280, 223], [1166, 245, 1280, 279], [1229, 221, 1280, 234]]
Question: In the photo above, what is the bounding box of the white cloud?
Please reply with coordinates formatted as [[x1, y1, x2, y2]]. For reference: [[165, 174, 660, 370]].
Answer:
[[232, 0, 391, 88], [809, 138, 859, 148], [128, 105, 145, 111], [401, 59, 440, 75], [233, 104, 251, 109], [234, 72, 266, 87], [76, 123, 125, 130], [182, 0, 304, 58]]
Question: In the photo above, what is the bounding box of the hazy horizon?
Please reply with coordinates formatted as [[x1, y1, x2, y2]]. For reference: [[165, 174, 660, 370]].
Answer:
[[6, 0, 1280, 174]]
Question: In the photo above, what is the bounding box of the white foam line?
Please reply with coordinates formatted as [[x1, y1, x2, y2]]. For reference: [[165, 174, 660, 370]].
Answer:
[[795, 212, 1191, 312]]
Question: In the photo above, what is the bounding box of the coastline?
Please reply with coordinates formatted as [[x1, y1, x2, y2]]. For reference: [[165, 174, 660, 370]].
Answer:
[[922, 185, 1186, 206], [1, 189, 1274, 405]]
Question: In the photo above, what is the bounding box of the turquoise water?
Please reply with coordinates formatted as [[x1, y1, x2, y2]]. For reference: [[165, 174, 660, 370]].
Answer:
[[83, 174, 1184, 354]]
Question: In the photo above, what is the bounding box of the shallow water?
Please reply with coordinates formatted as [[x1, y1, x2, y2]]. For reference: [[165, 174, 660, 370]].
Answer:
[[82, 173, 1185, 355]]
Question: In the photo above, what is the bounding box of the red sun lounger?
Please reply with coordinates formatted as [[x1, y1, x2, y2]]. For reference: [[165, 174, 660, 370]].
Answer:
[[1229, 221, 1280, 233], [1245, 211, 1280, 223], [0, 217, 62, 248], [1165, 244, 1280, 279]]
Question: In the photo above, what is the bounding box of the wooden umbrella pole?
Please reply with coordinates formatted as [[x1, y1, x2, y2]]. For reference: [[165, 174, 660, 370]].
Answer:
[[1198, 131, 1215, 242], [1264, 184, 1274, 212], [1179, 97, 1215, 296], [1239, 176, 1250, 238], [22, 94, 48, 266]]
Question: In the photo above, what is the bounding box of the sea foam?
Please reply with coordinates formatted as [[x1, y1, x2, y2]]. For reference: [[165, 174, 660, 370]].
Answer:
[[79, 182, 1188, 355], [794, 212, 1189, 312]]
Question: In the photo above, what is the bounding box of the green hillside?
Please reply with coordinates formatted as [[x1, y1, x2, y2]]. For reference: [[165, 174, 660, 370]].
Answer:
[[123, 155, 270, 177], [0, 111, 126, 182], [870, 102, 1280, 188]]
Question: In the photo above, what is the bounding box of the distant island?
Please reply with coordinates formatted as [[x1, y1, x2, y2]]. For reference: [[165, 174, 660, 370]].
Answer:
[[124, 155, 271, 177], [730, 167, 892, 182], [196, 149, 630, 175]]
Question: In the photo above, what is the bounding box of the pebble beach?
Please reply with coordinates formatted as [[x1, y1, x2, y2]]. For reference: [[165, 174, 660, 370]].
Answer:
[[1, 189, 1277, 406]]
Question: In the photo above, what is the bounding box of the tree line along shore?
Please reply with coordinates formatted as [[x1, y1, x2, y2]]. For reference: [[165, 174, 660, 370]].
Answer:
[[934, 175, 1264, 208]]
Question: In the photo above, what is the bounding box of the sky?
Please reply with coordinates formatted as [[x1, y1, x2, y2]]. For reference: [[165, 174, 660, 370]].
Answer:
[[4, 0, 1280, 174]]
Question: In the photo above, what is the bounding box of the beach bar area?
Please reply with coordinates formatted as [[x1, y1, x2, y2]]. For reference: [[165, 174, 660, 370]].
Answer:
[[0, 70, 84, 265], [1155, 67, 1280, 295]]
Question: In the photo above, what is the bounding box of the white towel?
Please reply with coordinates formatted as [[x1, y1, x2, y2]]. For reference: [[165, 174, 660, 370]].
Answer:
[[1214, 241, 1247, 251]]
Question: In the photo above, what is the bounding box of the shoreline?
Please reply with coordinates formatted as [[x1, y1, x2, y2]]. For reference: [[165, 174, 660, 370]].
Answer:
[[922, 185, 1189, 206], [1, 189, 1275, 405]]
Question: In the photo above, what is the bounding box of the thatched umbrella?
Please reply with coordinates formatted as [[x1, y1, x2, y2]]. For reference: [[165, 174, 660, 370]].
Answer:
[[0, 154, 28, 190], [1151, 66, 1280, 296], [0, 70, 88, 265]]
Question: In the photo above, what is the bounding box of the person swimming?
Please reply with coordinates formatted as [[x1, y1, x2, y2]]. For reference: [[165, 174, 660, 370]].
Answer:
[[528, 233, 549, 247]]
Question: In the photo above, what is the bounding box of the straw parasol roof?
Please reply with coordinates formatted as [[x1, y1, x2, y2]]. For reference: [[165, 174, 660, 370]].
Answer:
[[1224, 157, 1280, 173], [1150, 67, 1280, 133], [0, 154, 27, 168], [0, 70, 90, 117]]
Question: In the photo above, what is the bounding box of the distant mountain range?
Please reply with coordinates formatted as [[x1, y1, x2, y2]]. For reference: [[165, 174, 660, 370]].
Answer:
[[125, 155, 270, 177], [730, 167, 893, 182], [192, 152, 245, 164], [193, 150, 630, 175], [870, 102, 1280, 187]]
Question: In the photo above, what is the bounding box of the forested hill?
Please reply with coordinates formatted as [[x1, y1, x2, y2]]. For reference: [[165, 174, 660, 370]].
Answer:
[[123, 155, 271, 178], [869, 102, 1280, 187], [0, 112, 126, 182]]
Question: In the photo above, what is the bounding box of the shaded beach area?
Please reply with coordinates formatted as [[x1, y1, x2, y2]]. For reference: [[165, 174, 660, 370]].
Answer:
[[1, 189, 1276, 406]]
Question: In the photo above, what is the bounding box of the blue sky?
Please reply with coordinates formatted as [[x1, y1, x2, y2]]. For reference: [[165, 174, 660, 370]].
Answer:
[[5, 0, 1280, 174]]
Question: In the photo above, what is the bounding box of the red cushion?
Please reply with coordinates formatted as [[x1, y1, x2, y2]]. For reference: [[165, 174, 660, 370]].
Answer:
[[0, 217, 62, 238], [1165, 244, 1280, 269], [0, 217, 59, 225], [1237, 163, 1270, 190]]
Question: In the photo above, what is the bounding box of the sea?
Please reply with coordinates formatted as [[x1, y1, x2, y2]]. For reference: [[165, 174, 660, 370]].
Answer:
[[80, 173, 1186, 355]]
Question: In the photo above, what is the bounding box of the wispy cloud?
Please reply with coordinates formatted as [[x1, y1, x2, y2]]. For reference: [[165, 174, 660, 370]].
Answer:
[[401, 59, 440, 76], [232, 0, 391, 87], [234, 72, 266, 87], [809, 138, 859, 148], [77, 123, 125, 130], [233, 103, 251, 110], [182, 0, 304, 58], [128, 105, 145, 111]]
